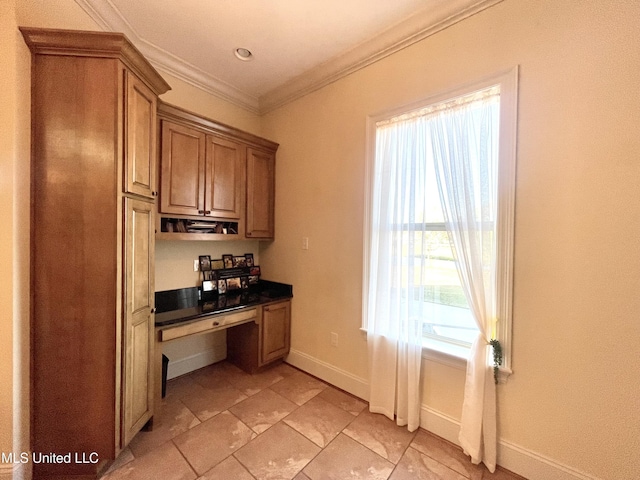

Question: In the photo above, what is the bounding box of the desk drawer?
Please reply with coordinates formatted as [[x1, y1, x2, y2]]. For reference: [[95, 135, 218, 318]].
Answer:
[[160, 308, 258, 341]]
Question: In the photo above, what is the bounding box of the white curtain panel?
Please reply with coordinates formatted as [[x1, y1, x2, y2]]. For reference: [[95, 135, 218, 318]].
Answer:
[[430, 92, 500, 472], [367, 118, 431, 432]]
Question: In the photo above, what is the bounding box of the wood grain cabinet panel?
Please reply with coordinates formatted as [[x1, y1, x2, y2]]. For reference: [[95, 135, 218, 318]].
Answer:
[[123, 198, 155, 446], [260, 301, 291, 365], [21, 27, 169, 479], [246, 148, 275, 239], [160, 121, 206, 216], [206, 134, 245, 219], [125, 72, 158, 199]]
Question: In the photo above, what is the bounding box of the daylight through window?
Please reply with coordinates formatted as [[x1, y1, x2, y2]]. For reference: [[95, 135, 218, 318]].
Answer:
[[364, 70, 517, 367]]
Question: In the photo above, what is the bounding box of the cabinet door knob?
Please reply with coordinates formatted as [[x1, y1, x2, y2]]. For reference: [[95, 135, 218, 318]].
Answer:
[[198, 209, 205, 214], [152, 191, 158, 197], [150, 308, 157, 314], [205, 210, 211, 215]]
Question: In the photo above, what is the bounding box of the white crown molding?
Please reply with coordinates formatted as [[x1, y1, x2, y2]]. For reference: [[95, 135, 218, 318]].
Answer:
[[74, 0, 260, 113], [76, 0, 503, 115], [258, 0, 504, 114]]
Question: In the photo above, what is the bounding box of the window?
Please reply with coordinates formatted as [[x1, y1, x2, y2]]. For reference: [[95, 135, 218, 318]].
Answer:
[[363, 68, 517, 374]]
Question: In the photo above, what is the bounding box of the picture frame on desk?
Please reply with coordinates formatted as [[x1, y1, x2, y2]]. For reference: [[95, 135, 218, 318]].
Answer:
[[211, 259, 224, 270], [226, 277, 241, 291], [233, 256, 247, 268], [217, 279, 227, 294], [222, 254, 233, 269], [198, 255, 211, 271], [245, 253, 254, 267]]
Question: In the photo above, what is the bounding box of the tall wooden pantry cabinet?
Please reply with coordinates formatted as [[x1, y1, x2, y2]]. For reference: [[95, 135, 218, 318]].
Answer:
[[21, 28, 170, 479]]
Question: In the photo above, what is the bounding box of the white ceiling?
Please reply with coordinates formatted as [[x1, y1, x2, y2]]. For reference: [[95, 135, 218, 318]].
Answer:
[[76, 0, 500, 114]]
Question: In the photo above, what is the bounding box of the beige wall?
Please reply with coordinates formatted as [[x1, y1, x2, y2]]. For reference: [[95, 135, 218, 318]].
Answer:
[[0, 1, 18, 475], [159, 72, 263, 137], [260, 1, 640, 479]]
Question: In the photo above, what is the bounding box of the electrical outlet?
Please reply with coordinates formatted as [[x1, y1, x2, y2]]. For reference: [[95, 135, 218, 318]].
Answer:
[[302, 237, 309, 250], [193, 259, 199, 272], [330, 332, 338, 347]]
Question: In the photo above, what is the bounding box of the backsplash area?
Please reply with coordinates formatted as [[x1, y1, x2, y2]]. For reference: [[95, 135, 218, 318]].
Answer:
[[155, 240, 261, 291]]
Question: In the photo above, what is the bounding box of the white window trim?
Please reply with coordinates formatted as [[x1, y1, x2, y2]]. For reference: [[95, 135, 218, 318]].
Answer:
[[362, 66, 518, 381]]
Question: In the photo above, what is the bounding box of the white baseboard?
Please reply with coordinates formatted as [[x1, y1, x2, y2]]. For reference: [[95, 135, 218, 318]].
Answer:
[[285, 349, 369, 401], [286, 349, 602, 480], [166, 348, 226, 379]]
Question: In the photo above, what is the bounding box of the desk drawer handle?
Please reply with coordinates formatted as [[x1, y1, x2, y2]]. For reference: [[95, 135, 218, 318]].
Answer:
[[213, 321, 220, 326]]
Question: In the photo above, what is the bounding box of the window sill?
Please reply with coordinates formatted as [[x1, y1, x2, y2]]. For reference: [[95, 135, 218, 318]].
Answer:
[[361, 328, 512, 382], [422, 339, 468, 370], [422, 344, 513, 383]]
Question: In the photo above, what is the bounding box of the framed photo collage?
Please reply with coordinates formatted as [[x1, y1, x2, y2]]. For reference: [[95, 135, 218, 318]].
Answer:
[[198, 253, 260, 294]]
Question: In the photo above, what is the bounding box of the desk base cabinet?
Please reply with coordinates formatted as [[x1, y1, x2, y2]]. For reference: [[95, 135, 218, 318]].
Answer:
[[227, 300, 291, 374]]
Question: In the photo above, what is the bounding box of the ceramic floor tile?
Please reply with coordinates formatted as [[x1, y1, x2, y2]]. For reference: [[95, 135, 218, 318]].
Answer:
[[482, 467, 527, 480], [165, 373, 203, 402], [224, 365, 288, 396], [269, 371, 328, 406], [173, 411, 256, 476], [234, 422, 321, 480], [283, 395, 355, 447], [103, 447, 135, 475], [342, 410, 416, 464], [102, 441, 196, 480], [389, 447, 467, 480], [410, 430, 483, 480], [302, 433, 394, 480], [179, 381, 248, 422], [317, 386, 367, 416], [269, 361, 299, 378], [197, 456, 255, 480], [128, 398, 201, 458], [229, 387, 298, 434], [191, 363, 245, 390]]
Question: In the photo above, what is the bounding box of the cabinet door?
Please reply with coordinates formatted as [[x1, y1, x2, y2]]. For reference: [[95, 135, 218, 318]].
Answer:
[[260, 301, 290, 365], [125, 72, 157, 199], [205, 135, 244, 219], [246, 148, 275, 238], [122, 198, 155, 447], [160, 121, 206, 215]]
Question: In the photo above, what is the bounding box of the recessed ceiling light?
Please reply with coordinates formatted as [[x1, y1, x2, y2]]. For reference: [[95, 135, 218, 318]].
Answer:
[[234, 48, 253, 61]]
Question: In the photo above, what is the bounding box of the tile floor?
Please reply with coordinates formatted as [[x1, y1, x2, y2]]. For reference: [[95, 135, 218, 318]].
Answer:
[[104, 361, 525, 480]]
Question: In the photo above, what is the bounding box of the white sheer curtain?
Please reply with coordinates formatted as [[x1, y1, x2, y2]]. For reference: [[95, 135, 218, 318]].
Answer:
[[366, 118, 432, 432], [429, 90, 500, 472]]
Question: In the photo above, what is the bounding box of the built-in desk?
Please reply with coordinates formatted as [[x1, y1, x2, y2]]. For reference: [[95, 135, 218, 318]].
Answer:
[[153, 281, 292, 403]]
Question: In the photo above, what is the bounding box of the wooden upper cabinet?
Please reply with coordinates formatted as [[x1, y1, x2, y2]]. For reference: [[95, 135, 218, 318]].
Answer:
[[205, 135, 245, 219], [157, 102, 278, 238], [125, 72, 158, 199], [160, 121, 206, 216], [246, 148, 276, 239]]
